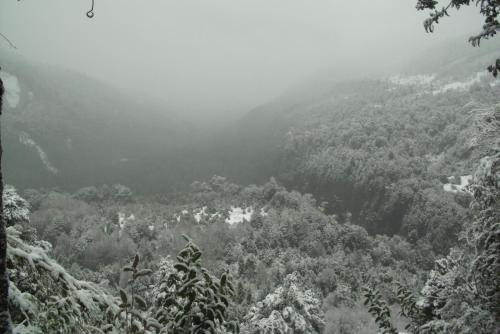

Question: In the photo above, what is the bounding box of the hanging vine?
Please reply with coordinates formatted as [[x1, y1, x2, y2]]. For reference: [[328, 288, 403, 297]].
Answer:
[[87, 0, 95, 18]]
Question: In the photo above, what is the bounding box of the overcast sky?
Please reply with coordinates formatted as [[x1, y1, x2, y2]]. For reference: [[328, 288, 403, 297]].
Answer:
[[0, 0, 481, 114]]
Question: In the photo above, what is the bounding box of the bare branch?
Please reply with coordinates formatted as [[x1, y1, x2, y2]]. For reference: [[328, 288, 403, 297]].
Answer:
[[0, 32, 16, 49]]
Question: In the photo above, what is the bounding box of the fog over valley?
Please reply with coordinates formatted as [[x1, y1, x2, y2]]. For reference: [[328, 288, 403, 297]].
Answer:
[[0, 0, 483, 115], [0, 1, 499, 334]]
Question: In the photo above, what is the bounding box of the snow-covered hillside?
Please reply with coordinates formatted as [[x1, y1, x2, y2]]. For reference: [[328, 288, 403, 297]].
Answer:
[[388, 71, 500, 95]]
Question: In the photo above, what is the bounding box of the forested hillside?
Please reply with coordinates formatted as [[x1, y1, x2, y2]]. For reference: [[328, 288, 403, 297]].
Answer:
[[215, 41, 499, 256], [2, 37, 499, 333], [1, 51, 199, 192], [9, 177, 421, 333]]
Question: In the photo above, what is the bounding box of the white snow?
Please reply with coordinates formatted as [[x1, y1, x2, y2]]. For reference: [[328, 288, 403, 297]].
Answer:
[[225, 206, 254, 225], [19, 132, 58, 174], [260, 208, 268, 217], [7, 226, 119, 329], [192, 207, 223, 223], [433, 72, 486, 95], [443, 175, 472, 194], [388, 71, 499, 96], [389, 74, 436, 86], [176, 207, 264, 225], [193, 206, 207, 223], [118, 212, 126, 230], [117, 212, 135, 237], [2, 71, 20, 108], [173, 210, 189, 223], [243, 273, 323, 333]]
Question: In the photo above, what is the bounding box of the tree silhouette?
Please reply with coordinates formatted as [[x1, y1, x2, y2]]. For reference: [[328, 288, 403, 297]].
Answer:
[[0, 72, 13, 334], [417, 0, 500, 76]]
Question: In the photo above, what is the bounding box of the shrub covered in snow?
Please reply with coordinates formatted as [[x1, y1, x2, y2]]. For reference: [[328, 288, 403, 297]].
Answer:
[[242, 273, 324, 334]]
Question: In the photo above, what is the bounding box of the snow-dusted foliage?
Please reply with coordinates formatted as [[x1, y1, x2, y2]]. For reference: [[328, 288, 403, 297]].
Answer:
[[3, 185, 30, 227], [402, 247, 498, 334], [432, 72, 487, 95], [8, 227, 119, 333], [105, 255, 159, 334], [4, 188, 118, 333], [385, 105, 500, 334], [242, 273, 324, 334], [152, 236, 239, 333]]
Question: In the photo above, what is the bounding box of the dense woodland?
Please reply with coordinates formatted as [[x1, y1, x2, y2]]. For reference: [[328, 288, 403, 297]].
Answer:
[[1, 2, 500, 333]]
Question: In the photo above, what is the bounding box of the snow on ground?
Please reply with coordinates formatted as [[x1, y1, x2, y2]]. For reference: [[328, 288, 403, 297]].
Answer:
[[389, 74, 436, 86], [2, 71, 20, 108], [225, 206, 254, 225], [173, 210, 189, 223], [389, 71, 499, 95], [194, 207, 222, 223], [443, 175, 472, 194], [260, 208, 268, 217], [174, 207, 266, 225], [194, 206, 207, 223], [433, 72, 486, 95], [19, 132, 58, 174]]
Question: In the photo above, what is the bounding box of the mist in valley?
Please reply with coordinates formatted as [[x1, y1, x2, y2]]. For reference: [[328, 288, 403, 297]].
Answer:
[[0, 1, 499, 334], [1, 0, 483, 118]]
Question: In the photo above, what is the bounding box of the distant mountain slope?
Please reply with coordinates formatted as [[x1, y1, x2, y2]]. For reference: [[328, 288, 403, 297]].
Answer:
[[2, 39, 499, 220], [1, 53, 201, 192], [227, 40, 499, 249]]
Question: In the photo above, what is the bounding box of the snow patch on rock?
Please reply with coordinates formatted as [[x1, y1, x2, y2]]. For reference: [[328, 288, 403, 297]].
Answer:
[[2, 71, 20, 108]]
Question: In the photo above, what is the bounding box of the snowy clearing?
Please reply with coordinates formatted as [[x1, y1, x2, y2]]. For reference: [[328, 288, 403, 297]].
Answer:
[[443, 175, 472, 194]]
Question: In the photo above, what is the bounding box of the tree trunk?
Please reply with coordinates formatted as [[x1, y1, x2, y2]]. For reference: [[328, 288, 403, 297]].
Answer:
[[0, 75, 13, 333]]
